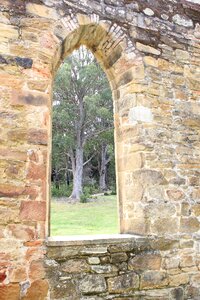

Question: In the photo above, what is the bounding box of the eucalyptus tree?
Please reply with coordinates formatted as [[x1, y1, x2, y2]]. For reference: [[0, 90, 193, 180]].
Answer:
[[52, 46, 114, 200]]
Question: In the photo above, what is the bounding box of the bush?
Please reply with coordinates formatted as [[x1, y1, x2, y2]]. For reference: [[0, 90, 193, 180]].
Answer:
[[51, 183, 72, 198], [80, 186, 92, 203], [110, 184, 117, 195]]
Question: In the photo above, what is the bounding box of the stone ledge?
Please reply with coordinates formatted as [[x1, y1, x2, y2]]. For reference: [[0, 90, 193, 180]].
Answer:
[[46, 234, 141, 246]]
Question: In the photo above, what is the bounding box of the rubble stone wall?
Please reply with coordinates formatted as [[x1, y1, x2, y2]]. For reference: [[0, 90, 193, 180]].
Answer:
[[46, 236, 200, 300], [0, 0, 200, 299]]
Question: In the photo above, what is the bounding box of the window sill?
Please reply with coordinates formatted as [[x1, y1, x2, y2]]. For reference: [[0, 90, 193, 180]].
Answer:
[[46, 234, 143, 247]]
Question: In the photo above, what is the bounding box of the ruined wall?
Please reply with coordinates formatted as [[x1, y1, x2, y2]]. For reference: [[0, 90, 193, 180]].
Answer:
[[0, 0, 200, 299], [46, 236, 200, 300]]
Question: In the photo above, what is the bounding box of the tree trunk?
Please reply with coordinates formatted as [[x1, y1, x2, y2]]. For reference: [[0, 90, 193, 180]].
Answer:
[[70, 147, 84, 200], [99, 144, 108, 192]]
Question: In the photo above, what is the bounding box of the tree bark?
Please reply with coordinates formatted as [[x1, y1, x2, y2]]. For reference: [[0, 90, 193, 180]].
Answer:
[[99, 144, 109, 192], [70, 147, 84, 200], [70, 95, 85, 201]]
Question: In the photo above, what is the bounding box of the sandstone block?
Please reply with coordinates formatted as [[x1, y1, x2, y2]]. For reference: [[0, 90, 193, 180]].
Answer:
[[108, 243, 134, 253], [192, 204, 200, 216], [29, 260, 45, 281], [88, 257, 100, 264], [128, 253, 162, 271], [145, 203, 176, 218], [169, 273, 189, 286], [118, 152, 143, 172], [136, 42, 161, 55], [180, 255, 194, 268], [0, 184, 25, 197], [121, 217, 147, 235], [27, 162, 46, 181], [27, 80, 49, 92], [8, 224, 35, 241], [167, 189, 184, 201], [27, 129, 48, 145], [175, 49, 190, 61], [163, 256, 180, 270], [20, 201, 46, 221], [91, 264, 117, 274], [107, 272, 139, 293], [140, 271, 168, 289], [11, 90, 48, 107], [180, 217, 200, 233], [0, 24, 18, 42], [26, 3, 58, 19], [21, 279, 48, 300], [47, 246, 81, 259], [80, 247, 107, 255], [143, 56, 158, 67], [150, 217, 179, 234], [0, 284, 20, 300], [9, 266, 27, 283], [0, 206, 19, 225], [132, 169, 167, 187], [50, 280, 79, 300], [172, 14, 193, 27], [79, 275, 107, 294], [111, 252, 128, 263], [61, 259, 90, 273]]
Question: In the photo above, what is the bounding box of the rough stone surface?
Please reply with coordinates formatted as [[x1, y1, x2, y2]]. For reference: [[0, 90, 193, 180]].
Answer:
[[0, 0, 200, 299]]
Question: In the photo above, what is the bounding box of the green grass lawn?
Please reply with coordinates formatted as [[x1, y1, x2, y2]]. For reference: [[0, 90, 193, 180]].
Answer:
[[50, 195, 118, 236]]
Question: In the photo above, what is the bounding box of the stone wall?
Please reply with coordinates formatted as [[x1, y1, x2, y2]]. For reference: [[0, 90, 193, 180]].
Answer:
[[0, 0, 200, 299], [46, 236, 200, 299]]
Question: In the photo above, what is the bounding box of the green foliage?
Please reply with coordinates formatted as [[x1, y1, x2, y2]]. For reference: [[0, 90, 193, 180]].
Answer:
[[51, 183, 72, 198], [52, 46, 116, 195]]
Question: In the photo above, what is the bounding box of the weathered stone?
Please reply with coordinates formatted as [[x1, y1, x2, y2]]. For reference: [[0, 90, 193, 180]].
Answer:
[[21, 280, 48, 300], [170, 288, 184, 300], [136, 42, 161, 55], [88, 257, 100, 264], [0, 184, 25, 197], [143, 8, 154, 16], [167, 189, 184, 201], [20, 201, 46, 221], [107, 272, 139, 293], [172, 14, 193, 27], [12, 91, 48, 106], [29, 260, 45, 281], [169, 273, 189, 286], [1, 1, 200, 298], [80, 247, 108, 255], [128, 253, 162, 271], [111, 252, 128, 263], [79, 275, 107, 294], [0, 284, 20, 300], [8, 224, 35, 241], [91, 264, 117, 274], [9, 266, 27, 283], [140, 271, 168, 289], [27, 129, 48, 145], [150, 217, 180, 234], [180, 217, 200, 233], [61, 259, 90, 273], [132, 169, 167, 187], [129, 106, 153, 124]]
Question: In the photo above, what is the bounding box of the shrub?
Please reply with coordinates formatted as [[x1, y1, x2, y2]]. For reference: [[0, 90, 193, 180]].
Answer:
[[51, 183, 72, 198]]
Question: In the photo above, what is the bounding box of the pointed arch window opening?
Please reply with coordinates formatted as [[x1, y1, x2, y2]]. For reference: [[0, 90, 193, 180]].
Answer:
[[50, 45, 119, 237]]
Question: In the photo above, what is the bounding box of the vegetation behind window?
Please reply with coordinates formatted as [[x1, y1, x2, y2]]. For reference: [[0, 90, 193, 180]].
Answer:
[[51, 46, 116, 203]]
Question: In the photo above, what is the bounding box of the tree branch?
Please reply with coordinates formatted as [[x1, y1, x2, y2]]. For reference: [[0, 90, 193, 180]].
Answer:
[[83, 153, 96, 166]]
